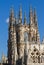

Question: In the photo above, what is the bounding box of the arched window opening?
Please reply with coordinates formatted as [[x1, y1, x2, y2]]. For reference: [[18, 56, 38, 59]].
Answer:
[[24, 32, 28, 43], [16, 32, 19, 43]]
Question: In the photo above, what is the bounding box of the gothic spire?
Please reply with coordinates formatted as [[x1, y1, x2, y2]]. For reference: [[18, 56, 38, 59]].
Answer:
[[24, 12, 27, 25], [33, 8, 40, 43], [9, 6, 15, 26], [19, 5, 22, 24], [29, 6, 33, 25], [8, 7, 15, 34], [10, 7, 14, 18], [33, 8, 38, 28]]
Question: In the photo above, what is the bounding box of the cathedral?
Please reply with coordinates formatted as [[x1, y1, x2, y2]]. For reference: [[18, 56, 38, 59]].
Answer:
[[7, 6, 44, 65]]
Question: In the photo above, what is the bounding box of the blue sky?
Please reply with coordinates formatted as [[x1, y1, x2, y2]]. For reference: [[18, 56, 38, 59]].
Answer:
[[0, 0, 44, 60]]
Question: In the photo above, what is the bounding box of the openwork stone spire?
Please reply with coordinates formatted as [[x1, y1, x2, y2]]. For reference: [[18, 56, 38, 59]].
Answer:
[[9, 6, 15, 25], [24, 12, 27, 25], [29, 6, 33, 25], [10, 7, 14, 18], [33, 8, 38, 28], [19, 5, 22, 24]]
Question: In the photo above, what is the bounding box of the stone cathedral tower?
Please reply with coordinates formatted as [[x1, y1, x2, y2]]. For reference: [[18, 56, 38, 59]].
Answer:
[[8, 6, 44, 65]]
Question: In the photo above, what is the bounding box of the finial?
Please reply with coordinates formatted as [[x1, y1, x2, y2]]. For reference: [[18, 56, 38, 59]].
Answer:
[[10, 6, 14, 18], [19, 4, 22, 19], [34, 8, 38, 27], [24, 12, 27, 25], [30, 5, 32, 13], [34, 8, 37, 21], [20, 4, 22, 13], [34, 8, 36, 16], [9, 6, 15, 24], [29, 5, 33, 25]]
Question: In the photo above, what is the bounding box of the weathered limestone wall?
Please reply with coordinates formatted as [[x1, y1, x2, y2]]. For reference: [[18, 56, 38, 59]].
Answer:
[[28, 63, 44, 65]]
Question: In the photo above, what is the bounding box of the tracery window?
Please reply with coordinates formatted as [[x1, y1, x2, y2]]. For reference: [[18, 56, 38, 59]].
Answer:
[[31, 47, 40, 63], [24, 32, 28, 43]]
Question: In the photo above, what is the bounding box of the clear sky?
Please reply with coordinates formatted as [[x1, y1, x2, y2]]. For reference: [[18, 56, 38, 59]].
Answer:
[[0, 0, 44, 60]]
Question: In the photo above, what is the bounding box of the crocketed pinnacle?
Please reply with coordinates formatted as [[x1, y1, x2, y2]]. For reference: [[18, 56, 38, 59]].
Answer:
[[33, 8, 38, 28], [24, 12, 27, 25]]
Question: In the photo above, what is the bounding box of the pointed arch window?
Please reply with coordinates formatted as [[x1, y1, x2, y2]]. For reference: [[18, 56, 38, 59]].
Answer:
[[24, 32, 28, 43], [16, 32, 19, 43]]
